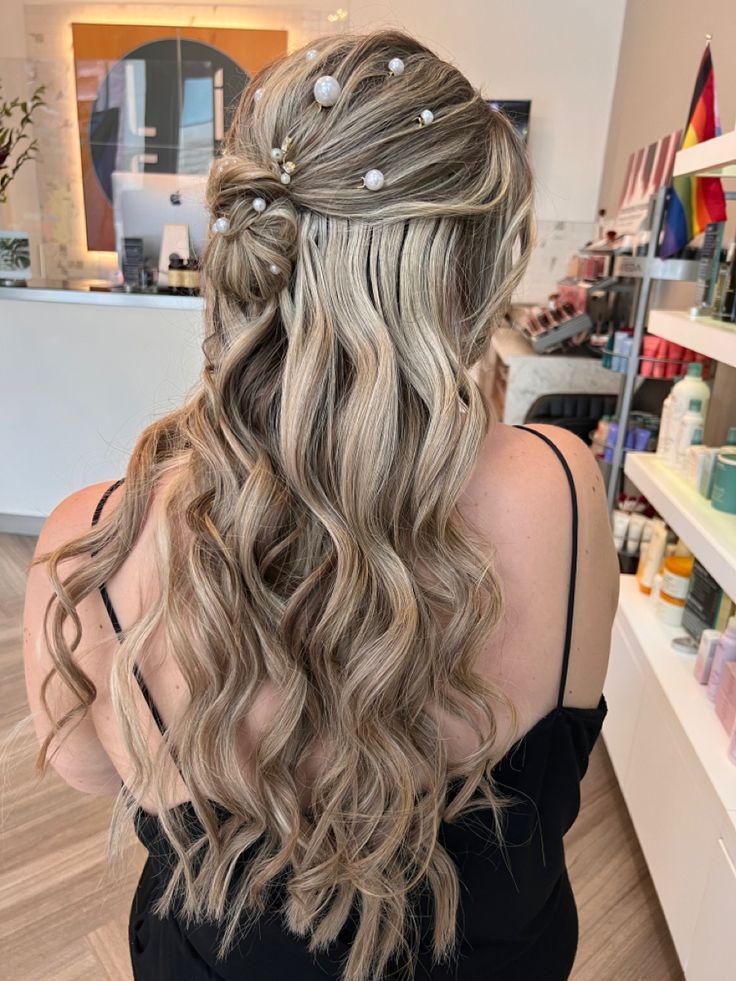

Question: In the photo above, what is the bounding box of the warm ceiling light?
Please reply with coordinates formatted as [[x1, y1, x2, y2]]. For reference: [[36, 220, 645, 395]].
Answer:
[[326, 8, 348, 23]]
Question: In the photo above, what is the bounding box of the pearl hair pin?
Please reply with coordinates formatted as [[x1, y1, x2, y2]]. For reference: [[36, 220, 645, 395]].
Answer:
[[362, 169, 385, 191], [418, 108, 434, 126], [305, 48, 318, 62], [271, 135, 296, 184], [212, 216, 230, 234], [269, 263, 280, 274], [253, 87, 264, 103], [388, 57, 405, 76], [313, 75, 341, 107], [252, 197, 266, 213]]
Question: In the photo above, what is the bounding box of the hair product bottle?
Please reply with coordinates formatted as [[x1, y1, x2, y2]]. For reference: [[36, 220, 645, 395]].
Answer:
[[693, 629, 722, 684], [657, 550, 694, 627], [707, 617, 736, 702], [675, 399, 705, 473], [657, 385, 674, 458], [662, 364, 711, 467], [637, 518, 667, 595], [686, 427, 706, 486]]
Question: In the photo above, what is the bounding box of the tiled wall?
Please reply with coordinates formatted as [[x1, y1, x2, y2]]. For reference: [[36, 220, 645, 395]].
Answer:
[[516, 219, 596, 305]]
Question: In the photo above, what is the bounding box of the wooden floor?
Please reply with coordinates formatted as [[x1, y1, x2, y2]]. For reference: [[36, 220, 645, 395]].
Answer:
[[1, 532, 683, 980]]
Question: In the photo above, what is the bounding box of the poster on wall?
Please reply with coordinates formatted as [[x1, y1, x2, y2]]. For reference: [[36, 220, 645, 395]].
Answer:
[[71, 23, 288, 252], [0, 230, 32, 282], [613, 129, 682, 235]]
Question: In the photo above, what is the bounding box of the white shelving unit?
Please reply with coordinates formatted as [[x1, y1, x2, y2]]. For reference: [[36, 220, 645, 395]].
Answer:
[[605, 130, 736, 980], [647, 309, 736, 369], [615, 576, 736, 814], [604, 577, 736, 978], [624, 453, 736, 598], [673, 129, 736, 179]]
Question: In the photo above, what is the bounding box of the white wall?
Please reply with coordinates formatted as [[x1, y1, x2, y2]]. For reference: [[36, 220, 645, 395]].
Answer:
[[598, 0, 736, 218], [351, 0, 627, 225]]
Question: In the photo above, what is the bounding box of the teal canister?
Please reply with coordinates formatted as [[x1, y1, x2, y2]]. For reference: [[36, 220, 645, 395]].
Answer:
[[711, 452, 736, 514]]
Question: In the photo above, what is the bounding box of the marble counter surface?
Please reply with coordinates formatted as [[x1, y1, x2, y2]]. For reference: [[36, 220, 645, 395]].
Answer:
[[0, 279, 202, 310], [491, 325, 624, 425]]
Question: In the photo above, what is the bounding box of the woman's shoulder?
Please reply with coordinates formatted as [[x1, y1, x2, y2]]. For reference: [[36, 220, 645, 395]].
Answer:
[[468, 422, 619, 710], [483, 422, 606, 492], [466, 422, 611, 544], [37, 480, 124, 548]]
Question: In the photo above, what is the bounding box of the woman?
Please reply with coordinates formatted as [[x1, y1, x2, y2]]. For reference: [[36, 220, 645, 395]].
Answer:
[[23, 30, 618, 981]]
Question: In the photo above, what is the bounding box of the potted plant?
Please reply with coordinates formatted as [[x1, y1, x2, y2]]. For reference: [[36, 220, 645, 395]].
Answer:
[[0, 80, 45, 285]]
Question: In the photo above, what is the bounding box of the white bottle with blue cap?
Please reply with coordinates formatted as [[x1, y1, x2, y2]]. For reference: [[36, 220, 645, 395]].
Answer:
[[663, 363, 711, 468]]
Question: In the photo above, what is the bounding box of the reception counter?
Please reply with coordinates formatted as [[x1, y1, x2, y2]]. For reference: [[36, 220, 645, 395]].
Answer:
[[2, 284, 626, 534], [0, 284, 204, 532]]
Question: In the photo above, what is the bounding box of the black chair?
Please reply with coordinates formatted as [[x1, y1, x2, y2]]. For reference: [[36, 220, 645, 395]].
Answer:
[[523, 393, 618, 445]]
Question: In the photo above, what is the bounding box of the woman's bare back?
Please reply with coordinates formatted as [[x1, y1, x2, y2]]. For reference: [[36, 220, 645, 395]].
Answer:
[[47, 421, 618, 815]]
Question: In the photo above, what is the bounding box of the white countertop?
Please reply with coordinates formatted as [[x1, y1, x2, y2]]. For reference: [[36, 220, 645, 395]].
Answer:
[[0, 281, 202, 310]]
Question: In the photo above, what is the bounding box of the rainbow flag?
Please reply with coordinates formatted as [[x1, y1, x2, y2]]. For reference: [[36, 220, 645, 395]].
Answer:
[[660, 43, 727, 258]]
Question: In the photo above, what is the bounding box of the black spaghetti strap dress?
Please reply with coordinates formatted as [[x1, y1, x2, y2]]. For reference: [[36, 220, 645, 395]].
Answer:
[[90, 424, 608, 980]]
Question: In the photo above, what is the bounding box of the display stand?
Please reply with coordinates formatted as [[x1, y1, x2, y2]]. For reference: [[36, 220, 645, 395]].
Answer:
[[604, 185, 700, 511], [604, 132, 736, 981]]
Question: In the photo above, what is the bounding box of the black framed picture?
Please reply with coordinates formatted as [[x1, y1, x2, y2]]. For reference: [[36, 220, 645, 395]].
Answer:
[[0, 231, 32, 280]]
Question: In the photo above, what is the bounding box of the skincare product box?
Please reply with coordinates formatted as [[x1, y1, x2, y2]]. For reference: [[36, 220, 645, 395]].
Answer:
[[682, 559, 734, 641]]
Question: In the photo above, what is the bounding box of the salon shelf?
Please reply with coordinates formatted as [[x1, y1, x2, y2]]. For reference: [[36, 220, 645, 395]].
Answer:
[[647, 309, 736, 369], [616, 574, 736, 815], [557, 275, 626, 293], [673, 129, 736, 179], [611, 255, 700, 281], [624, 453, 736, 598]]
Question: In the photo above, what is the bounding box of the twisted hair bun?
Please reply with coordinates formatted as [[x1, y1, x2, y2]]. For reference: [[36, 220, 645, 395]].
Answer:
[[204, 157, 298, 303]]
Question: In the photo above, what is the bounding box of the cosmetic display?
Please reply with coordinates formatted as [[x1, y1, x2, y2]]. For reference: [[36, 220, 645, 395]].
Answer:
[[605, 330, 711, 379], [594, 411, 659, 464], [516, 300, 593, 353]]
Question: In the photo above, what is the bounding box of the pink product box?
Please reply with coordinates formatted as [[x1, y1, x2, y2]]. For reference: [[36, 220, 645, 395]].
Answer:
[[715, 662, 736, 734]]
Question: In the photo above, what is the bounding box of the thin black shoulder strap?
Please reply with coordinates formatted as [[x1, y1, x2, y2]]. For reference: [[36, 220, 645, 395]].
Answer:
[[91, 479, 169, 738], [513, 425, 579, 709]]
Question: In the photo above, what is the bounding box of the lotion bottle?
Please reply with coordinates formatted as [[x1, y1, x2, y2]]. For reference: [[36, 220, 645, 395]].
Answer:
[[675, 399, 705, 473], [663, 364, 710, 467]]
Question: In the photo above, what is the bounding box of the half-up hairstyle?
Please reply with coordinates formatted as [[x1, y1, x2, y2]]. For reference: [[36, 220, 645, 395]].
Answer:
[[32, 30, 534, 981]]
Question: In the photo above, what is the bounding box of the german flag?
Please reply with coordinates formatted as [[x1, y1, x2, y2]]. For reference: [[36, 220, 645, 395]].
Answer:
[[660, 43, 727, 258]]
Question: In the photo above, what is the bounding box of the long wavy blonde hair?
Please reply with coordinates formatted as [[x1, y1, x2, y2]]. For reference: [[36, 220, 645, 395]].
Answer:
[[32, 30, 533, 980]]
